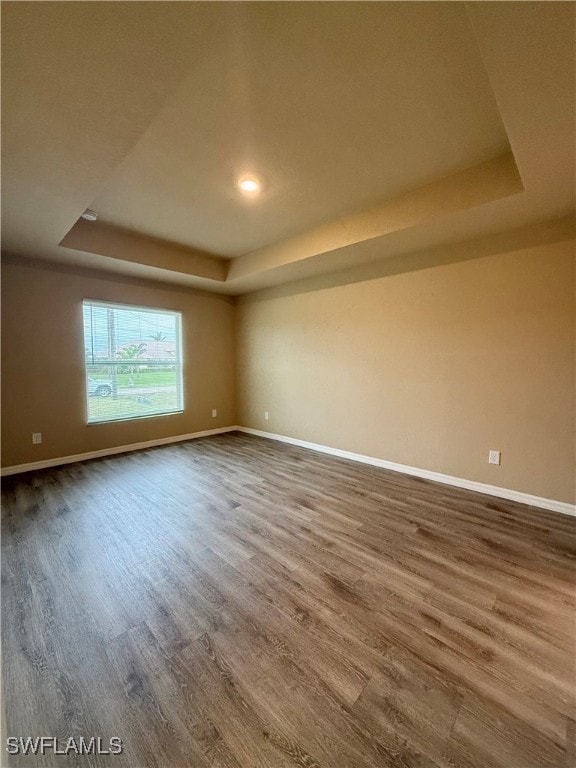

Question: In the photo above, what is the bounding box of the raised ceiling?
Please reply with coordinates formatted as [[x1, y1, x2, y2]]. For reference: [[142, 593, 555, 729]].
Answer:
[[2, 2, 575, 294], [88, 3, 510, 257]]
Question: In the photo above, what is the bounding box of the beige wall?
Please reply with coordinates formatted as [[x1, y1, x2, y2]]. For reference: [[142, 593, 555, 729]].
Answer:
[[236, 240, 576, 504], [1, 259, 236, 468], [3, 240, 574, 505]]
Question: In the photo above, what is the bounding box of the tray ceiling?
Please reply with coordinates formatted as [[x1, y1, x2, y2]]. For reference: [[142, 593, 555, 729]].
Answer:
[[2, 2, 574, 294]]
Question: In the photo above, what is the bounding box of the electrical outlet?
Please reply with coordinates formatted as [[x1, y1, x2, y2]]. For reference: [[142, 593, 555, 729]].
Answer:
[[211, 409, 217, 418], [264, 411, 269, 420], [488, 450, 501, 465], [32, 433, 42, 445]]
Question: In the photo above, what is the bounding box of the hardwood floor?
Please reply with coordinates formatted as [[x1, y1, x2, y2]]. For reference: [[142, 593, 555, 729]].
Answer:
[[2, 432, 575, 767]]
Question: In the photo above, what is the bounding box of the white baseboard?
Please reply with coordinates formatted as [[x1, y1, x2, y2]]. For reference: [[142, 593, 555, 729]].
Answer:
[[3, 425, 574, 517], [0, 426, 239, 477], [237, 427, 576, 517]]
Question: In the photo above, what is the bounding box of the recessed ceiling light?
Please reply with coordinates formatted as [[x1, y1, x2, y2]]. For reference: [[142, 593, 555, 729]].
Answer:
[[81, 209, 98, 221], [238, 178, 260, 193]]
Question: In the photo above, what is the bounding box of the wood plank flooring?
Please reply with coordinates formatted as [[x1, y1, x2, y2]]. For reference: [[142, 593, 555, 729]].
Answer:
[[2, 431, 575, 767]]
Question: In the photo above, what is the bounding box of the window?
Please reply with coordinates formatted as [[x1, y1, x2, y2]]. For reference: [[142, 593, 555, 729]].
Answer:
[[82, 300, 183, 424]]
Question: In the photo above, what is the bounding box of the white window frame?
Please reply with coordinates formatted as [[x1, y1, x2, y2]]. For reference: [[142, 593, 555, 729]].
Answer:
[[82, 299, 184, 425]]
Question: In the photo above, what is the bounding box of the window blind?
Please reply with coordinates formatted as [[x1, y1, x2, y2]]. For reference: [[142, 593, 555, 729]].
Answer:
[[82, 300, 183, 424]]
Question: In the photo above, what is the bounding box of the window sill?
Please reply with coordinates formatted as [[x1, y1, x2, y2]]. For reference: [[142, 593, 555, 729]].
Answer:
[[87, 410, 184, 426]]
